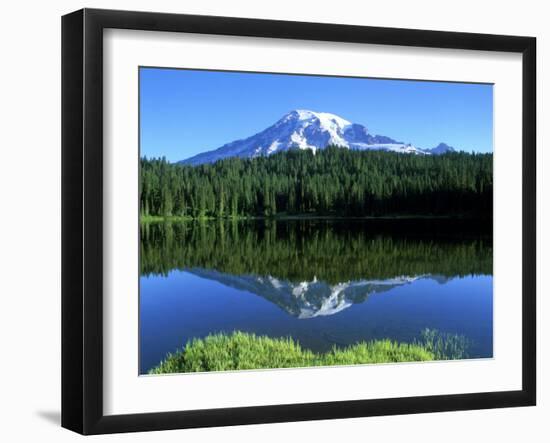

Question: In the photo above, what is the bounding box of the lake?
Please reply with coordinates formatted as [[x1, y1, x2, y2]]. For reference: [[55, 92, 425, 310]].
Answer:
[[139, 219, 493, 374]]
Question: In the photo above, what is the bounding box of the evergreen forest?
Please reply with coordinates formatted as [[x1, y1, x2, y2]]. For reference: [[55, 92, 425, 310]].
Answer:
[[140, 147, 493, 219]]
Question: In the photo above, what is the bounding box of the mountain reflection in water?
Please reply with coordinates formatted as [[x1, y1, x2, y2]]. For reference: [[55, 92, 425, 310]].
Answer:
[[187, 268, 448, 319], [139, 219, 493, 373]]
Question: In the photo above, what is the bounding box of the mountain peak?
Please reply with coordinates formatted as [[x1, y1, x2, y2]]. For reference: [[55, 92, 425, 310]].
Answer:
[[431, 142, 456, 154], [179, 111, 459, 165]]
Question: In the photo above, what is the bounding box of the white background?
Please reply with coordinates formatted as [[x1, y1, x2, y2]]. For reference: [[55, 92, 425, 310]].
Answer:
[[0, 0, 547, 441]]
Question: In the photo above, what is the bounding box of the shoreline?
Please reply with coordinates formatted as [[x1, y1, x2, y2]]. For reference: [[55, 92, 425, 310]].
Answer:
[[147, 330, 469, 375], [140, 214, 492, 223]]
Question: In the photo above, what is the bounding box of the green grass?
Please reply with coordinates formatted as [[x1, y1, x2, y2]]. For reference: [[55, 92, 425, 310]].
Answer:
[[140, 213, 472, 223], [148, 331, 438, 374], [416, 328, 470, 360], [140, 215, 200, 223], [140, 214, 258, 223]]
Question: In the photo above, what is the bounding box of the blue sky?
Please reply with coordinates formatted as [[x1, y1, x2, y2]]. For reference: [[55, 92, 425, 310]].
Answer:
[[140, 67, 493, 162]]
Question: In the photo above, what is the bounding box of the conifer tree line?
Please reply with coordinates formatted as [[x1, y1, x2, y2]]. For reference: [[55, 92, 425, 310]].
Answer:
[[140, 147, 493, 218]]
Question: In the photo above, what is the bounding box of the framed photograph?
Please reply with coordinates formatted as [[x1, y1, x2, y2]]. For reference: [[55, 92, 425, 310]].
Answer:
[[62, 8, 536, 435]]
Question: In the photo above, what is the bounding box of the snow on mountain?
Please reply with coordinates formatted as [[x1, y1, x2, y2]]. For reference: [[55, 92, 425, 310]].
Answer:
[[179, 110, 458, 165]]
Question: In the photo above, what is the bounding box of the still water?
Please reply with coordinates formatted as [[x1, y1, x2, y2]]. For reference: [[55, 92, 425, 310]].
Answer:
[[139, 219, 493, 374]]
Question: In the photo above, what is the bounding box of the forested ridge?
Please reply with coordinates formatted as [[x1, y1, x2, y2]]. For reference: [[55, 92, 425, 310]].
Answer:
[[140, 147, 493, 218]]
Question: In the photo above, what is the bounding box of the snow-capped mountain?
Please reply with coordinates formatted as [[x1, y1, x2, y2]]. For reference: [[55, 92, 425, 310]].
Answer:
[[186, 268, 449, 318], [179, 109, 457, 165]]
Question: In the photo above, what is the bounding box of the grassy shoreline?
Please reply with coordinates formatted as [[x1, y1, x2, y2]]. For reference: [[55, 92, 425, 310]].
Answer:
[[148, 331, 467, 374], [140, 213, 488, 223]]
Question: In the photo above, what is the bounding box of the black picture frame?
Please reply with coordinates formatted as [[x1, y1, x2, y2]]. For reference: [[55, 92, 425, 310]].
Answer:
[[62, 8, 536, 435]]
